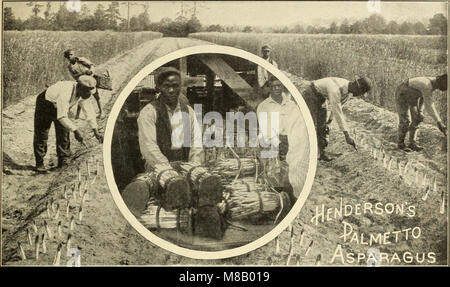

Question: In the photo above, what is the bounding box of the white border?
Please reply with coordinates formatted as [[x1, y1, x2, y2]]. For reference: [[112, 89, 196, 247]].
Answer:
[[103, 45, 318, 260]]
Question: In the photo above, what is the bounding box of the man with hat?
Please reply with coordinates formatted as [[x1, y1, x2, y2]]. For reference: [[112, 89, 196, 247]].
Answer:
[[121, 67, 203, 215], [257, 44, 279, 94], [122, 67, 228, 239], [63, 49, 103, 119], [302, 77, 372, 161], [395, 74, 447, 152], [33, 75, 103, 172], [137, 66, 203, 171]]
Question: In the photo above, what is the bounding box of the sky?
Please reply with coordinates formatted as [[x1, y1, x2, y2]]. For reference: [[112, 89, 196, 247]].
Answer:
[[4, 1, 448, 27]]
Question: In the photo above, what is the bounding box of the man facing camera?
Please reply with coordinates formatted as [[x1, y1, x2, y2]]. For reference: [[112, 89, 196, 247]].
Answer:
[[122, 67, 203, 216], [257, 75, 310, 208], [257, 44, 278, 89], [137, 67, 203, 171]]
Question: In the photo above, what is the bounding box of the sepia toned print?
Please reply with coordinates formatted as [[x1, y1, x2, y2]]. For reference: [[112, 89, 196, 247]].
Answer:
[[1, 1, 448, 266], [106, 46, 314, 258]]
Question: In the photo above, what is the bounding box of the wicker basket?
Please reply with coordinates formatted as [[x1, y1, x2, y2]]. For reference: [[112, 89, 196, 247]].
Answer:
[[94, 70, 112, 91]]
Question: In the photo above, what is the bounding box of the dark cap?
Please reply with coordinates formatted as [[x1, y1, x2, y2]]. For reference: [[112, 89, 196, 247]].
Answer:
[[155, 66, 181, 87], [64, 49, 73, 59], [261, 44, 272, 51], [355, 77, 372, 94], [436, 74, 447, 91]]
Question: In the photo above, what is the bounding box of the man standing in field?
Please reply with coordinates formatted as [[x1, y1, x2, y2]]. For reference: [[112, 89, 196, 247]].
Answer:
[[64, 49, 103, 118], [257, 75, 309, 206], [302, 77, 372, 161], [257, 44, 278, 97], [33, 75, 103, 172], [395, 74, 447, 151]]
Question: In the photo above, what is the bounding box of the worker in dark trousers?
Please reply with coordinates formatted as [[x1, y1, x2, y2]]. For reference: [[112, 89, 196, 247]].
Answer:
[[257, 44, 279, 99], [64, 49, 102, 119], [395, 74, 447, 151], [302, 77, 372, 161], [33, 75, 103, 172]]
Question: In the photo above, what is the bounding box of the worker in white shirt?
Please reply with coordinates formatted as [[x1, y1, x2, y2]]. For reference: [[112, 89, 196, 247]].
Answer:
[[302, 77, 372, 161], [395, 74, 447, 151], [257, 44, 279, 98], [122, 67, 203, 216], [257, 75, 310, 207], [137, 67, 203, 171], [33, 75, 103, 172]]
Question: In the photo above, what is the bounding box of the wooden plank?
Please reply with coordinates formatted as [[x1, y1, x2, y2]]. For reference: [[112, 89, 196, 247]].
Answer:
[[196, 54, 255, 107], [179, 57, 187, 95], [142, 37, 212, 68]]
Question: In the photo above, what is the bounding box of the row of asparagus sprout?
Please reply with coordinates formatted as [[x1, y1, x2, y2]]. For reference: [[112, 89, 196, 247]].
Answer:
[[351, 128, 446, 214], [269, 222, 320, 266], [267, 126, 445, 266], [18, 156, 101, 265]]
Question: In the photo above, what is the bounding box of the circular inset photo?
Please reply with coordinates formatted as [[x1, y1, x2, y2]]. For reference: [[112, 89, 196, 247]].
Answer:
[[104, 45, 317, 259]]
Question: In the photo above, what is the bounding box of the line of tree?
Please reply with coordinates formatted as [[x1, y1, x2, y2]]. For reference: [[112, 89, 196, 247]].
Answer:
[[208, 14, 446, 35], [265, 14, 447, 35], [3, 2, 202, 36], [3, 2, 447, 36]]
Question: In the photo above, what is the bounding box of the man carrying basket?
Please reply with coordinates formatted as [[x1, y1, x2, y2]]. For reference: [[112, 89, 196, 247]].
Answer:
[[64, 49, 112, 119]]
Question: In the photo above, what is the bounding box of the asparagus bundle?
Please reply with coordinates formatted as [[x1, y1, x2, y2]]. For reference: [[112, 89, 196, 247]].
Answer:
[[153, 166, 182, 188], [136, 166, 191, 211], [210, 158, 260, 179], [224, 179, 267, 194], [227, 190, 281, 220], [134, 166, 180, 190], [139, 199, 189, 229], [175, 162, 224, 206], [175, 162, 210, 185]]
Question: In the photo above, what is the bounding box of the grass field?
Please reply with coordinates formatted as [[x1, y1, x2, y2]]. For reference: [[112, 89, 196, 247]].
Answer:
[[2, 34, 447, 266], [190, 32, 447, 123], [2, 30, 162, 108]]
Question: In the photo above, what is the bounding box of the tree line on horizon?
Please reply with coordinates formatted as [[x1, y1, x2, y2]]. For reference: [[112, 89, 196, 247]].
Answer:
[[3, 2, 447, 36]]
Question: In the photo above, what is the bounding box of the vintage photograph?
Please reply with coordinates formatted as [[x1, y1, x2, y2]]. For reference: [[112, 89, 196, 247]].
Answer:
[[1, 0, 448, 266], [109, 49, 312, 252]]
